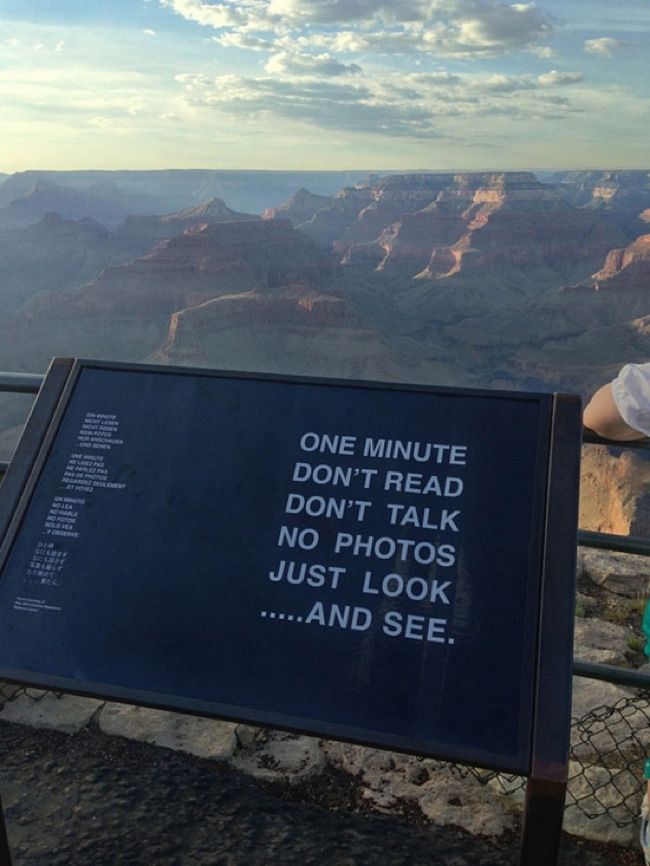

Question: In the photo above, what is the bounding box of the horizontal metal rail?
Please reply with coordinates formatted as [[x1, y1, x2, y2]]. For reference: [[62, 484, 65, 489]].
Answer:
[[578, 528, 650, 557], [573, 661, 650, 689], [0, 372, 44, 394], [582, 428, 650, 449], [0, 372, 44, 475], [1, 370, 650, 689]]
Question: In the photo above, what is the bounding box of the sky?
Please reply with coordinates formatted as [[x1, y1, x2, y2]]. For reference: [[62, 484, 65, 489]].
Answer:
[[1, 0, 649, 172]]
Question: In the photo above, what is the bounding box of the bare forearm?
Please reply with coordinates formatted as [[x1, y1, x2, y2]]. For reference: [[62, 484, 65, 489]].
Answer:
[[583, 383, 647, 441]]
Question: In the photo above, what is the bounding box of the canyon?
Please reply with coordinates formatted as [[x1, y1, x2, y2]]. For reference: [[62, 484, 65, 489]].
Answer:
[[1, 168, 650, 531], [2, 169, 649, 395]]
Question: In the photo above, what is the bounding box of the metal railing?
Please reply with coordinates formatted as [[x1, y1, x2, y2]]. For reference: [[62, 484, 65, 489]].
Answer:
[[0, 371, 43, 476]]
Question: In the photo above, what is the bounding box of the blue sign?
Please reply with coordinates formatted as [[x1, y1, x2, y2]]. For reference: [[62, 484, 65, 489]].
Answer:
[[0, 361, 578, 774]]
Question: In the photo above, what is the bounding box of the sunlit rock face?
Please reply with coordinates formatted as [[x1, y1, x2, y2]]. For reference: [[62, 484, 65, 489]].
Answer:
[[590, 235, 650, 291], [293, 173, 628, 288], [580, 445, 650, 537], [545, 169, 650, 239], [546, 169, 650, 211]]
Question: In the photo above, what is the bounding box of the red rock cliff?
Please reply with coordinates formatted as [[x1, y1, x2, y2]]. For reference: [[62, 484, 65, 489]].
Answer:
[[591, 235, 650, 291]]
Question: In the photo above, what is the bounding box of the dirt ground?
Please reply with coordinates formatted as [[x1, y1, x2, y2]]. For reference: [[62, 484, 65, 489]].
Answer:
[[0, 719, 643, 866]]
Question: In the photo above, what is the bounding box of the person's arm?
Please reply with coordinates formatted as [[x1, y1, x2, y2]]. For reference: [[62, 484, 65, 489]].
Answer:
[[583, 382, 648, 441]]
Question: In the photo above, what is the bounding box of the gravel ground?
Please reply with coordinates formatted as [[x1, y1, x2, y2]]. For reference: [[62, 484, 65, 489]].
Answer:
[[0, 720, 642, 866]]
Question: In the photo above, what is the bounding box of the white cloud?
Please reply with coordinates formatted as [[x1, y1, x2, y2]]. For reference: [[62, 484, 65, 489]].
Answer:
[[177, 70, 434, 137], [530, 45, 553, 59], [584, 37, 627, 57], [265, 51, 361, 77], [483, 73, 534, 92], [217, 32, 274, 51], [455, 1, 552, 50], [174, 61, 595, 142], [158, 0, 249, 29], [538, 70, 584, 86], [160, 0, 554, 57]]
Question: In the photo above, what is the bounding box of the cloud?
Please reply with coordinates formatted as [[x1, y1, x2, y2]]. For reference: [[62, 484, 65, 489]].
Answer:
[[483, 73, 534, 92], [584, 37, 627, 57], [159, 0, 248, 29], [177, 71, 437, 137], [265, 52, 361, 77], [174, 62, 592, 141], [161, 0, 554, 58], [538, 70, 584, 86], [455, 1, 552, 50], [530, 45, 554, 59]]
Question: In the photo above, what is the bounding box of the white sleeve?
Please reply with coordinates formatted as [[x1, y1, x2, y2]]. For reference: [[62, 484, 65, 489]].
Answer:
[[611, 363, 650, 437]]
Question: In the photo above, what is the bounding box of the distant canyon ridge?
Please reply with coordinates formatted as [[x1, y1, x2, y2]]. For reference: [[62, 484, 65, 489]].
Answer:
[[1, 167, 650, 531]]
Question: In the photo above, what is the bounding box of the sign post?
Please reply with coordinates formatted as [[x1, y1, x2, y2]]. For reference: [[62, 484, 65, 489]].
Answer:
[[0, 358, 581, 863]]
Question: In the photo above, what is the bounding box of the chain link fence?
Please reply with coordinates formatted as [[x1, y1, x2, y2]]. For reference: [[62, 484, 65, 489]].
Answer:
[[453, 692, 650, 829]]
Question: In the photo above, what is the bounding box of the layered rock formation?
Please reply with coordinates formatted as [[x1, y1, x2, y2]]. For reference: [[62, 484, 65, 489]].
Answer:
[[548, 169, 650, 212], [3, 216, 416, 383], [4, 171, 650, 545], [21, 218, 330, 320], [290, 173, 628, 293], [0, 200, 260, 316], [0, 169, 373, 227], [261, 188, 332, 226], [2, 169, 650, 397], [166, 288, 360, 348], [159, 286, 413, 381], [0, 213, 111, 312], [0, 178, 128, 230], [546, 170, 650, 240], [113, 198, 257, 248], [590, 234, 650, 291]]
